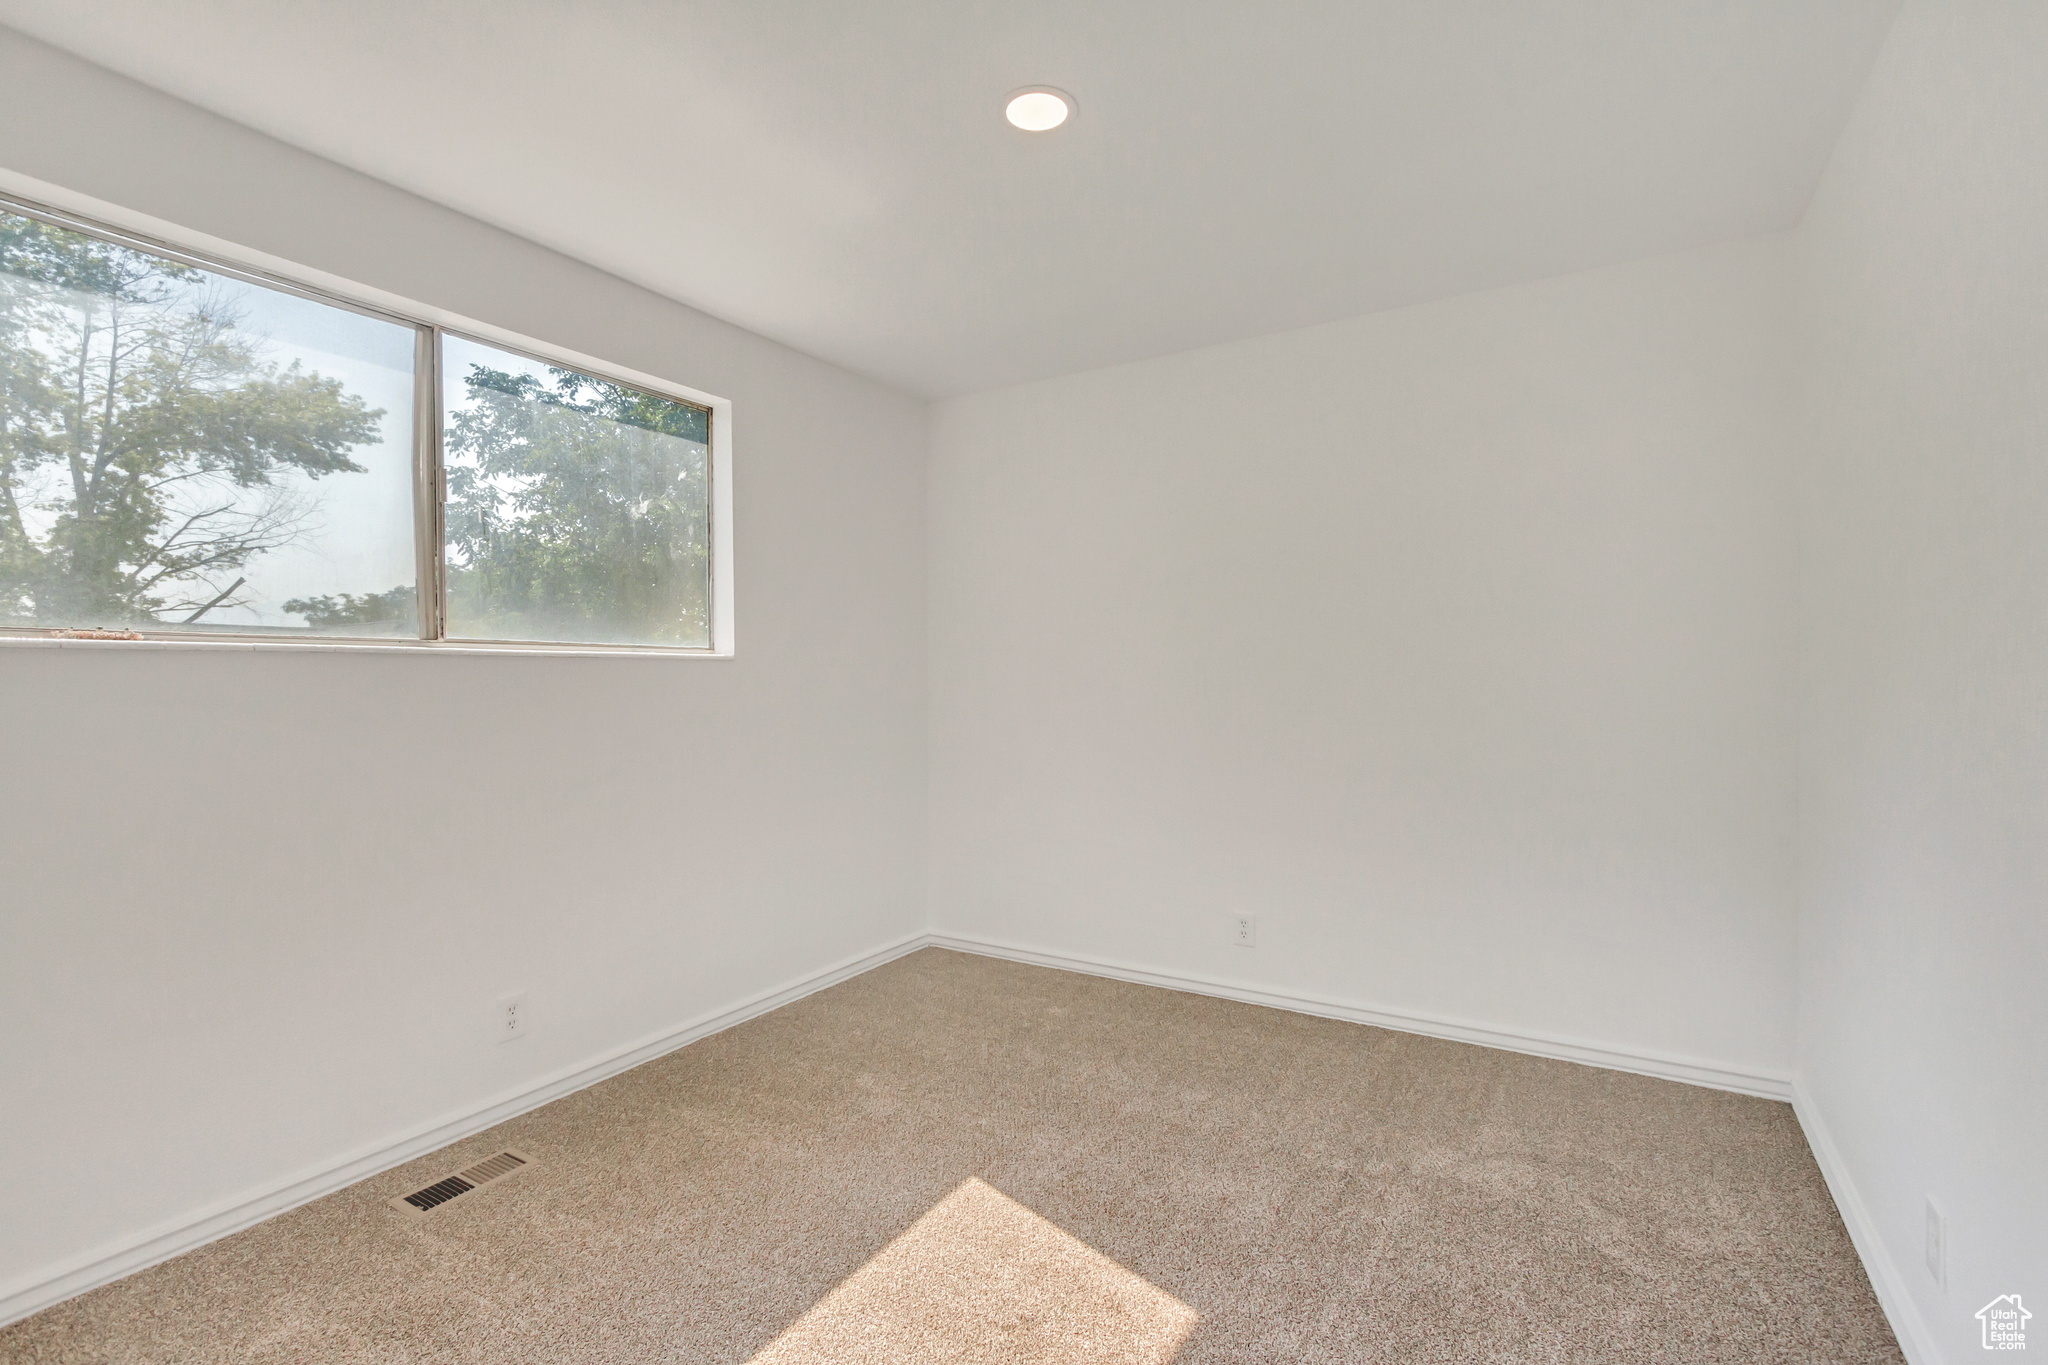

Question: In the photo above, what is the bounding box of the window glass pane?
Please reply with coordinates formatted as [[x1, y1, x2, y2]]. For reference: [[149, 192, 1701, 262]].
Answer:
[[0, 208, 418, 635], [440, 334, 711, 647]]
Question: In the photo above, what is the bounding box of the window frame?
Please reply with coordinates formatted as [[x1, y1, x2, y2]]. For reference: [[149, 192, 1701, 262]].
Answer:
[[0, 185, 734, 658]]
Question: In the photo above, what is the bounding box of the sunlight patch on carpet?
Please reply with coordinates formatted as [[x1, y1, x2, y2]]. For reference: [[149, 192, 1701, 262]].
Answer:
[[746, 1178, 1197, 1364]]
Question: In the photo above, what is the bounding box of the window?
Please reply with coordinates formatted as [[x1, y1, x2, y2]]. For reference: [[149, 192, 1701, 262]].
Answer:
[[0, 197, 720, 652], [440, 336, 711, 648]]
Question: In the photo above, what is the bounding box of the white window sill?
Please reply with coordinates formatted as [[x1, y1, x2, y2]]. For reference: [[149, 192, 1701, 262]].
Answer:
[[0, 633, 732, 659]]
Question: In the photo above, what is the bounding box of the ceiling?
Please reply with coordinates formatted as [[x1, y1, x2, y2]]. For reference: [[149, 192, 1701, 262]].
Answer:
[[0, 1, 1902, 397]]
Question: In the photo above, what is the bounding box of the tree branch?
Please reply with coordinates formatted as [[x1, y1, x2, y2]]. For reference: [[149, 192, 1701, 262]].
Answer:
[[179, 575, 245, 624]]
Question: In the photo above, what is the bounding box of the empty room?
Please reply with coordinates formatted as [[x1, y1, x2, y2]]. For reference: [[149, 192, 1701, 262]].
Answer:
[[0, 2, 2041, 1362]]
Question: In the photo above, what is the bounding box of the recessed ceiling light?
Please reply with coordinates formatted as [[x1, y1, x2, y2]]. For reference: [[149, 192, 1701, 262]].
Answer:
[[1005, 87, 1073, 132]]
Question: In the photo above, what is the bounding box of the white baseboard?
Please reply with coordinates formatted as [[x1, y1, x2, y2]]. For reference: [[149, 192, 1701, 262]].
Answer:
[[0, 926, 1808, 1333], [1792, 1081, 1943, 1365], [925, 932, 1795, 1101], [0, 931, 929, 1330]]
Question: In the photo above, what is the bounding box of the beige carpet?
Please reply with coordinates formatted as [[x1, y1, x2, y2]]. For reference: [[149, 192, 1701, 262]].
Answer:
[[0, 948, 1901, 1363]]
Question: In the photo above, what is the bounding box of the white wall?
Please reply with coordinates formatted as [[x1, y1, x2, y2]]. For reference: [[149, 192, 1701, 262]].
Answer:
[[928, 235, 1801, 1081], [0, 30, 926, 1310], [1795, 2, 2048, 1358]]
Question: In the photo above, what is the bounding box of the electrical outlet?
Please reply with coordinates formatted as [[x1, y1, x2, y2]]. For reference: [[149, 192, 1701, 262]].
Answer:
[[498, 992, 528, 1043], [1924, 1195, 1947, 1289], [1232, 913, 1257, 947]]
